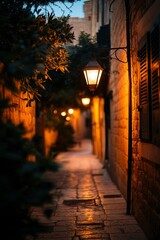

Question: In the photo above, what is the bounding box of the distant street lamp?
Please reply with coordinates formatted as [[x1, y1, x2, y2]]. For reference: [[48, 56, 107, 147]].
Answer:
[[68, 108, 74, 114], [83, 59, 103, 92], [61, 111, 66, 116], [81, 97, 90, 106]]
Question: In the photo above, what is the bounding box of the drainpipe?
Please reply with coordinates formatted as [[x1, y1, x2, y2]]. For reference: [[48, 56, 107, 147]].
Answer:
[[125, 0, 132, 215]]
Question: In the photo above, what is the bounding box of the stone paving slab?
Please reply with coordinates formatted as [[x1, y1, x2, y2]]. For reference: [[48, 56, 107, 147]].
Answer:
[[27, 139, 148, 240]]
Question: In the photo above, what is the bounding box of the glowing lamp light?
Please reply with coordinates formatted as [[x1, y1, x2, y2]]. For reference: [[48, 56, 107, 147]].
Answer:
[[81, 97, 90, 106], [53, 109, 57, 114], [83, 59, 103, 92], [68, 108, 74, 114], [61, 111, 66, 116], [66, 116, 70, 121]]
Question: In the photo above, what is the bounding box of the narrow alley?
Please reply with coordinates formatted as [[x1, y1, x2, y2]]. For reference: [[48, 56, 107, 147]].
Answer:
[[29, 139, 148, 240]]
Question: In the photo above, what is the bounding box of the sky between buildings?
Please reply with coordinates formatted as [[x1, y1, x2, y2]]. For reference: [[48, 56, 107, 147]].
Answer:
[[53, 0, 85, 18]]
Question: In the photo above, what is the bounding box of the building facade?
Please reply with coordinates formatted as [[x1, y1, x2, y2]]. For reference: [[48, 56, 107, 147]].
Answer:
[[68, 0, 92, 45], [90, 0, 160, 239]]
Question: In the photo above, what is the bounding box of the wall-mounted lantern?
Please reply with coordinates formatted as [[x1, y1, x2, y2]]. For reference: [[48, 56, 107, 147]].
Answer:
[[83, 59, 103, 92]]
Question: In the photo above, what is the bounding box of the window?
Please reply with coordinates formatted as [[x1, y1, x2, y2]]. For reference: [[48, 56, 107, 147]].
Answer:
[[150, 24, 160, 146], [139, 22, 160, 146]]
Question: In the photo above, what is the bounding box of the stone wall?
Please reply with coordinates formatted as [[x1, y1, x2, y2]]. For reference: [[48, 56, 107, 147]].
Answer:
[[68, 17, 92, 45], [130, 0, 160, 238], [106, 0, 160, 238], [0, 84, 35, 139], [68, 0, 92, 45], [107, 0, 129, 198], [132, 157, 160, 239]]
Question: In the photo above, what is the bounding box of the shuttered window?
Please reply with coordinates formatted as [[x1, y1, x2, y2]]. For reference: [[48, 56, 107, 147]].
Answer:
[[138, 33, 151, 141], [150, 24, 160, 146], [139, 22, 160, 146]]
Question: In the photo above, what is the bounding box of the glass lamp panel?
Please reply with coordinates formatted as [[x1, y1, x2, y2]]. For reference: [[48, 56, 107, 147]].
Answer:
[[83, 71, 88, 82], [83, 60, 103, 92], [97, 69, 103, 85], [86, 69, 99, 85]]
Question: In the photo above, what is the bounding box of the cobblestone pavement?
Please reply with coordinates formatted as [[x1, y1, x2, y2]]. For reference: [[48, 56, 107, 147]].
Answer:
[[29, 139, 148, 240]]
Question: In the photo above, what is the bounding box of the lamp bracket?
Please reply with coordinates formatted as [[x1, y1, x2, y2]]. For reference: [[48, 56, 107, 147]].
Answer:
[[110, 46, 127, 63], [110, 47, 127, 50]]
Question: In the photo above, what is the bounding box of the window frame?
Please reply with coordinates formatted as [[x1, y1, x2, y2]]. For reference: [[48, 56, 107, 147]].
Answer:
[[138, 21, 160, 147]]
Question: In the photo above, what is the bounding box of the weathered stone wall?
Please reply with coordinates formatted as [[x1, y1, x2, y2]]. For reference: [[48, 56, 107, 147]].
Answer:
[[107, 0, 129, 198], [68, 0, 92, 45], [107, 0, 160, 238], [68, 17, 92, 45], [130, 0, 160, 239], [132, 157, 160, 239]]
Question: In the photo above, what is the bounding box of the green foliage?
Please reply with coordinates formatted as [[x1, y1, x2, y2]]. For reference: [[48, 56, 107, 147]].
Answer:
[[44, 107, 75, 151], [38, 32, 110, 140], [40, 35, 110, 136], [52, 120, 75, 152], [78, 31, 93, 46], [0, 98, 59, 239], [0, 0, 75, 104]]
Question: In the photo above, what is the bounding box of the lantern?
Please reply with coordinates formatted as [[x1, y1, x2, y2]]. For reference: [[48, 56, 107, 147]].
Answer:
[[83, 59, 103, 92]]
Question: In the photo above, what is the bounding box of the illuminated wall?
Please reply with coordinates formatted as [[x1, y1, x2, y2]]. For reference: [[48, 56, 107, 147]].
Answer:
[[44, 129, 58, 156], [0, 84, 36, 140], [104, 0, 160, 239], [107, 0, 129, 197], [91, 96, 106, 164]]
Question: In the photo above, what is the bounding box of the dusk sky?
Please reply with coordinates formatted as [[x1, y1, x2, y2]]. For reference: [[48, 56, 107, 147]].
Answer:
[[53, 0, 85, 18]]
